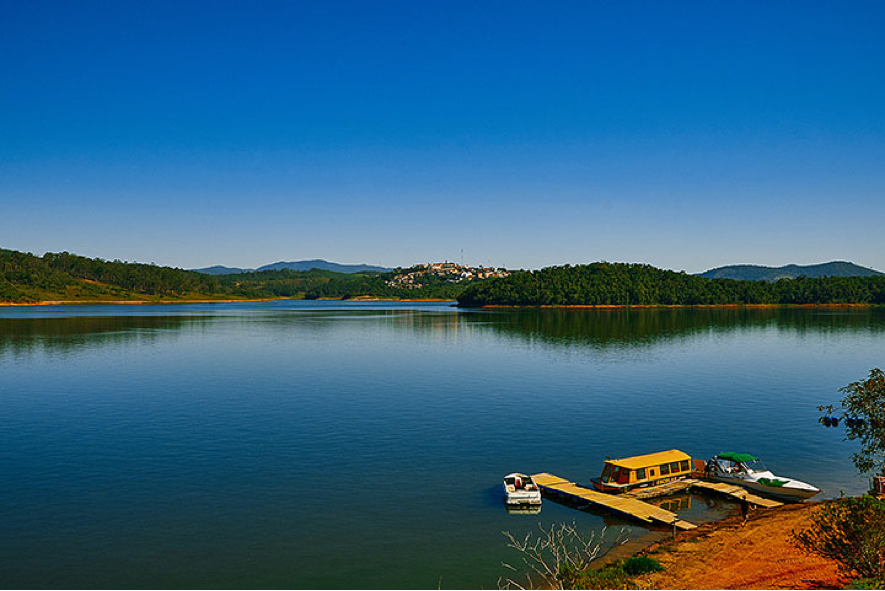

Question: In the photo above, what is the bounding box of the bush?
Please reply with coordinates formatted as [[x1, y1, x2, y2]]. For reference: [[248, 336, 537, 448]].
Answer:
[[844, 578, 885, 590], [792, 496, 885, 580], [558, 563, 632, 590], [622, 555, 664, 575]]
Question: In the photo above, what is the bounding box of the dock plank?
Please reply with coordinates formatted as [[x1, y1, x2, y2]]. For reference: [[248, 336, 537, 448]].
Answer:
[[689, 481, 783, 508], [529, 471, 788, 528], [530, 473, 697, 530], [531, 473, 573, 487]]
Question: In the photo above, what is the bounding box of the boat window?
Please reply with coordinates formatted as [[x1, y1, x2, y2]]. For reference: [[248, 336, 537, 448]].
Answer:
[[609, 467, 620, 483], [636, 468, 647, 480], [669, 461, 681, 473], [680, 460, 690, 472], [649, 468, 656, 477], [660, 463, 670, 475], [601, 464, 612, 483]]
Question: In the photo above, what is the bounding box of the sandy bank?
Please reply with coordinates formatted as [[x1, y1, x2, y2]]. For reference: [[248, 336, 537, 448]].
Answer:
[[315, 296, 456, 302], [474, 303, 878, 310], [0, 298, 285, 307], [0, 297, 457, 307], [634, 502, 845, 589]]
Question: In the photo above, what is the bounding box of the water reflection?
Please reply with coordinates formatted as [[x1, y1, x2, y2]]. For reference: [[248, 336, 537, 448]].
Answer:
[[646, 494, 691, 513], [462, 307, 885, 348], [3, 305, 883, 358], [0, 315, 204, 357], [504, 504, 542, 515], [0, 301, 879, 588]]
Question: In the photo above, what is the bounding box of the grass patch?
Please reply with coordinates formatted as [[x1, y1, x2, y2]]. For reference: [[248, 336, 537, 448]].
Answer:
[[622, 556, 665, 575], [844, 578, 885, 590], [559, 557, 665, 590]]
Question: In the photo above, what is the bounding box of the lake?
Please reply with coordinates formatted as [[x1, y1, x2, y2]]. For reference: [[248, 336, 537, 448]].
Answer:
[[0, 301, 880, 588]]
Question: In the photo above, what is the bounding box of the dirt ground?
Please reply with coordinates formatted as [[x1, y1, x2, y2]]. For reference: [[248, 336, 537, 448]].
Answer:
[[634, 502, 847, 590]]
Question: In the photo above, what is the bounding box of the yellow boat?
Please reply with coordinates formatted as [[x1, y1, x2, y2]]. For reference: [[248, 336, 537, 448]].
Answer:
[[592, 449, 693, 493]]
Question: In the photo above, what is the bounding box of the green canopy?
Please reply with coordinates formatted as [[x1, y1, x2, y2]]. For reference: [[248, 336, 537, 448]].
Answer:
[[716, 452, 759, 463]]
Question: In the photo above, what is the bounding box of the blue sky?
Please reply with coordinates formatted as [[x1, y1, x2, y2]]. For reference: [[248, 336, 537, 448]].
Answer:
[[2, 1, 883, 272]]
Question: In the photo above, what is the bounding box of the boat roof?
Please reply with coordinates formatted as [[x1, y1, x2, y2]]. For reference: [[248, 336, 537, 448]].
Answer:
[[715, 452, 759, 463], [606, 449, 691, 470]]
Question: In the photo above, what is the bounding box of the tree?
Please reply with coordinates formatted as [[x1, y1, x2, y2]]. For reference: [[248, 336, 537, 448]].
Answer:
[[819, 368, 885, 475]]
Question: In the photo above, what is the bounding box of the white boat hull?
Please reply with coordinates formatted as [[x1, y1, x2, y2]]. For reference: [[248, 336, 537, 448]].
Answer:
[[503, 473, 542, 505], [706, 466, 820, 502], [504, 490, 542, 505]]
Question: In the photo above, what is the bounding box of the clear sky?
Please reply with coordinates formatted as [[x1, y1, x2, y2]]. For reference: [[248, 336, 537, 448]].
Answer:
[[2, 1, 883, 272]]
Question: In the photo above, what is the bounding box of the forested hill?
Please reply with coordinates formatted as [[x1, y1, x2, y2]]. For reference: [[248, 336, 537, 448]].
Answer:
[[0, 249, 469, 303], [456, 262, 885, 307], [0, 249, 228, 302], [193, 259, 392, 275], [699, 261, 883, 281]]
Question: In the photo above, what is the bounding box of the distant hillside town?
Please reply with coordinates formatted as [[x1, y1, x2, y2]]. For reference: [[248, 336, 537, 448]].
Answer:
[[386, 262, 510, 290]]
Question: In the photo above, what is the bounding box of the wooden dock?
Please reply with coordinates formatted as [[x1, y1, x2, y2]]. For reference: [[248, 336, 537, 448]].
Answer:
[[531, 473, 697, 530], [531, 473, 784, 529], [689, 480, 783, 509], [624, 478, 782, 508]]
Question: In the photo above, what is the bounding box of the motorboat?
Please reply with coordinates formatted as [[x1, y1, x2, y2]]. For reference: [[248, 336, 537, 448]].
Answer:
[[503, 473, 542, 506], [705, 452, 821, 502]]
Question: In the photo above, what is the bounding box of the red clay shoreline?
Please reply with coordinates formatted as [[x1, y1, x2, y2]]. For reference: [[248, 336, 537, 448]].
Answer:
[[1, 300, 879, 308], [475, 303, 879, 309], [0, 297, 457, 307]]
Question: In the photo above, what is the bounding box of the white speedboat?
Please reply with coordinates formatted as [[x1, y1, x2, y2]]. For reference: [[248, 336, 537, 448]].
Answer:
[[503, 473, 542, 506], [705, 452, 820, 502]]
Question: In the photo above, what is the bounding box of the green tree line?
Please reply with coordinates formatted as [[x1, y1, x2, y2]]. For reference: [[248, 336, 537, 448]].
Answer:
[[1, 249, 229, 302], [0, 250, 470, 303], [457, 262, 885, 307], [8, 252, 884, 306]]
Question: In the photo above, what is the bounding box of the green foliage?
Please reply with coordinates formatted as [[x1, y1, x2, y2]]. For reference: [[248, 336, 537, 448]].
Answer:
[[558, 562, 634, 590], [457, 262, 885, 307], [792, 496, 885, 580], [217, 267, 469, 300], [820, 368, 885, 476], [7, 251, 885, 306], [42, 251, 223, 296], [621, 555, 664, 575], [557, 557, 663, 590], [0, 249, 476, 303], [844, 578, 885, 590]]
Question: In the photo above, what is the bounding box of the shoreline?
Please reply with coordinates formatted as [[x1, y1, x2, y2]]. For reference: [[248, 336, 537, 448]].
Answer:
[[2, 299, 876, 310], [0, 297, 457, 307], [469, 302, 880, 309], [626, 501, 846, 589], [0, 297, 285, 307], [316, 296, 456, 302]]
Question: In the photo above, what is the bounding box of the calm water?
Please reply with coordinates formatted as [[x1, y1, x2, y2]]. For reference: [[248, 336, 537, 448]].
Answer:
[[0, 301, 880, 588]]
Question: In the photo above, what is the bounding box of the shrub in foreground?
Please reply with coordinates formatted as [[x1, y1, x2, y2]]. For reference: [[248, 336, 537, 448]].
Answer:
[[792, 495, 885, 580], [621, 555, 664, 575]]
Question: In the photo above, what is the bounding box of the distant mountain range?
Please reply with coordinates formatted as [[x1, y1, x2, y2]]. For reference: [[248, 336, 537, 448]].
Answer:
[[193, 259, 392, 275], [699, 261, 883, 281]]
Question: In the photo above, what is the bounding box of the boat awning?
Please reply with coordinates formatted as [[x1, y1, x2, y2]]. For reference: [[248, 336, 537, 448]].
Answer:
[[716, 452, 759, 463], [607, 449, 691, 470]]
